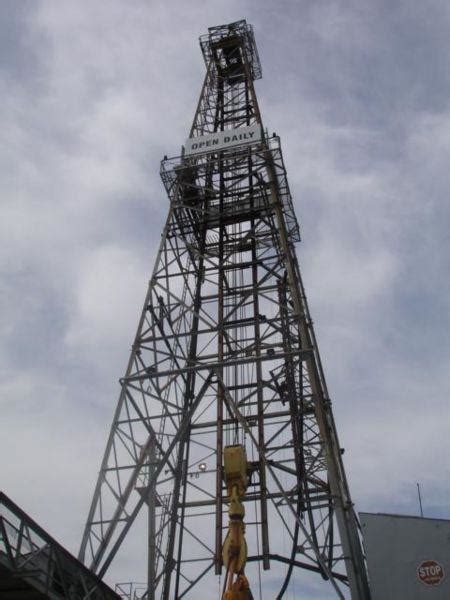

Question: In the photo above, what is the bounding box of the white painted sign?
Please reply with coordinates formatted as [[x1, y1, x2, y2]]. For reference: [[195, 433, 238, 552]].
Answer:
[[185, 124, 261, 156]]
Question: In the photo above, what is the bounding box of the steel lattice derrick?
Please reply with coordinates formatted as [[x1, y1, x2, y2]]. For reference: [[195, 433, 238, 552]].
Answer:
[[79, 19, 370, 600]]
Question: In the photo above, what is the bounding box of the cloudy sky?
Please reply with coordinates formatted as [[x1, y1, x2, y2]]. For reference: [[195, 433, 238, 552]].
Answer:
[[1, 0, 450, 597]]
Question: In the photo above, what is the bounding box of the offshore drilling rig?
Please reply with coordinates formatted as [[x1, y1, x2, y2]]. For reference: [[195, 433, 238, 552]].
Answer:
[[79, 20, 371, 599]]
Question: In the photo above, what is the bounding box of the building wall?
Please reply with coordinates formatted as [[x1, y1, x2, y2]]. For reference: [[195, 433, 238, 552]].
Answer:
[[360, 512, 450, 599]]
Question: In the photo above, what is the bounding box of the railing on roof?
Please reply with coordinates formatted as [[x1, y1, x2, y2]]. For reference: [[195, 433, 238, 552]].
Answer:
[[0, 492, 120, 600]]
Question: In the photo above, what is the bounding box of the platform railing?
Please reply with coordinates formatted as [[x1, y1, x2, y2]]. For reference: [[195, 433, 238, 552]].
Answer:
[[0, 491, 119, 599]]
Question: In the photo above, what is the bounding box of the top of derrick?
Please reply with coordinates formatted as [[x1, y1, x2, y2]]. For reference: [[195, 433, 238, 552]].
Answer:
[[199, 19, 262, 82]]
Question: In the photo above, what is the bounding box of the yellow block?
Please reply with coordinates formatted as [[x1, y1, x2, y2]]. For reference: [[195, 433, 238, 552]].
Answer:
[[223, 445, 248, 495]]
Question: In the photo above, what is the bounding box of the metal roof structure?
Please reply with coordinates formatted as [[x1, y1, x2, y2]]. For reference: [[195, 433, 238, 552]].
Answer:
[[0, 492, 119, 600]]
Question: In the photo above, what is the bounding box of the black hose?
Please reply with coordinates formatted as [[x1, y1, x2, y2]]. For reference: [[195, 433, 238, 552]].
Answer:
[[276, 499, 301, 599]]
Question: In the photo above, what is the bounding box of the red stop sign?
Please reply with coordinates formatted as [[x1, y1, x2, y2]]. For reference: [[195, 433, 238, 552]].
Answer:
[[417, 560, 445, 586]]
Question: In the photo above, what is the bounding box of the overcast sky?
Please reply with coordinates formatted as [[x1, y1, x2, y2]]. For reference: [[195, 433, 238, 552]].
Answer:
[[1, 1, 450, 598]]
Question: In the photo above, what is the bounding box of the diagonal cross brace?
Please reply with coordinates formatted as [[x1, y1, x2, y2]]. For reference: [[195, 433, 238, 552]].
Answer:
[[94, 369, 215, 579], [214, 370, 346, 600]]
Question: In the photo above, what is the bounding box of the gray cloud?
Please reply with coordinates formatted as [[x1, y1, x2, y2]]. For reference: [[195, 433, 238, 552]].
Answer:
[[1, 1, 450, 597]]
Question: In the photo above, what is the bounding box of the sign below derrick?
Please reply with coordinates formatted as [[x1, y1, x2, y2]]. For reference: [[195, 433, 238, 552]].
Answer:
[[417, 560, 445, 586], [185, 124, 261, 156]]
